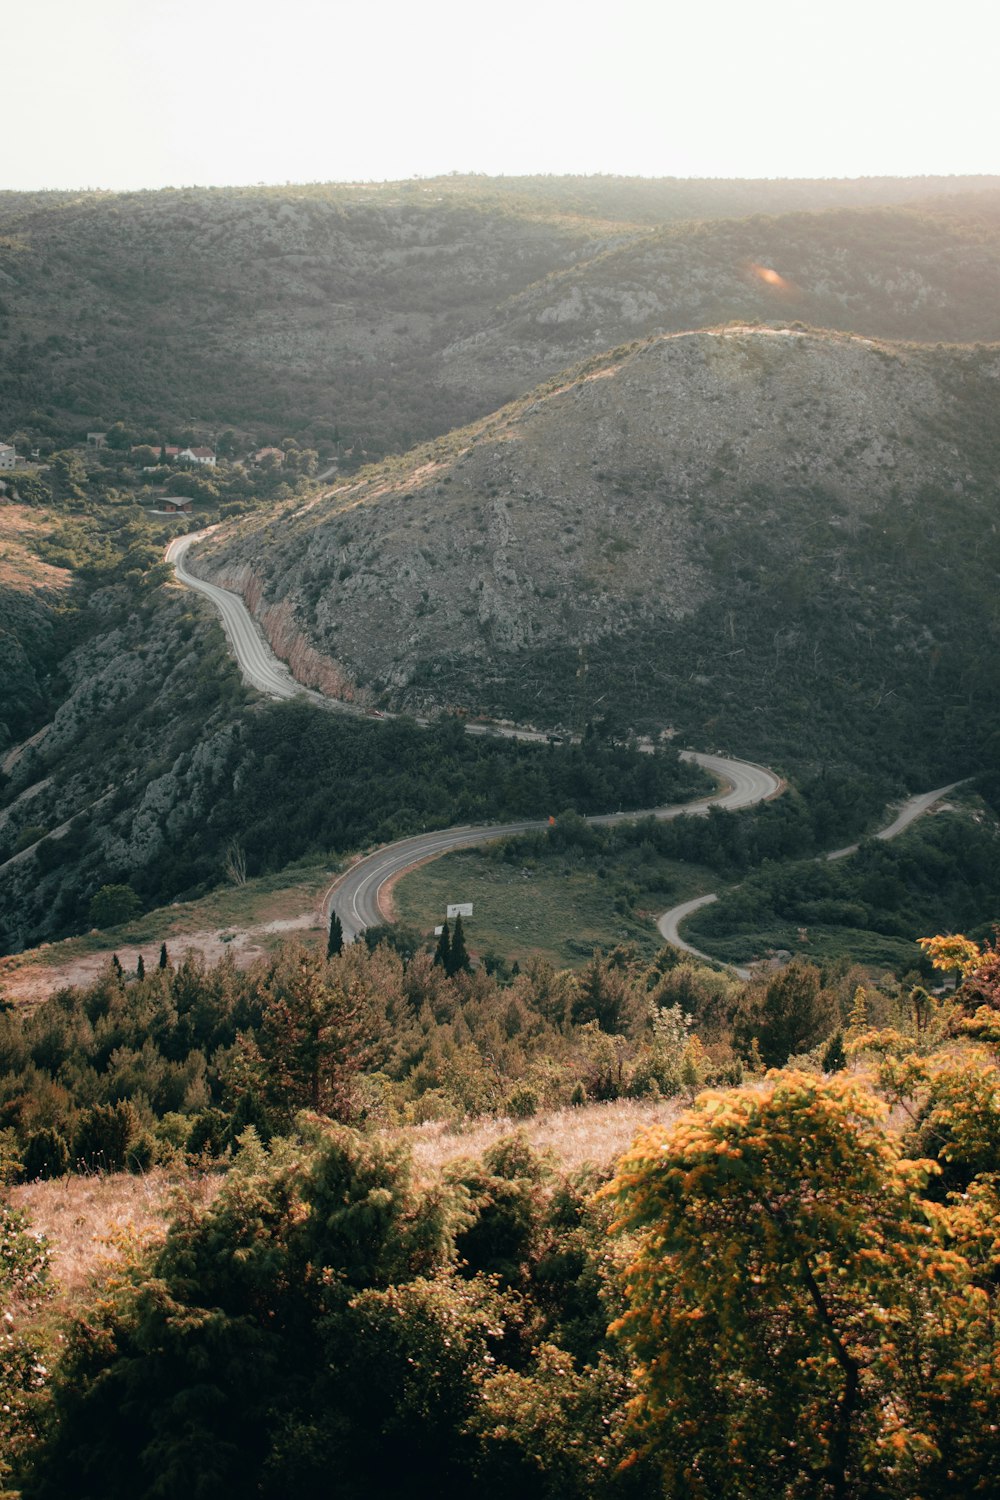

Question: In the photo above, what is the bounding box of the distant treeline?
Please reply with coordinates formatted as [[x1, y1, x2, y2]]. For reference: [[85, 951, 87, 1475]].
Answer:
[[4, 177, 1000, 458]]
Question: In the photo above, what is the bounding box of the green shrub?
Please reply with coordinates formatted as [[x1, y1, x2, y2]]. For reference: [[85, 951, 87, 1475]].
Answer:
[[505, 1083, 540, 1119], [88, 885, 141, 929], [73, 1100, 139, 1173], [21, 1128, 70, 1181]]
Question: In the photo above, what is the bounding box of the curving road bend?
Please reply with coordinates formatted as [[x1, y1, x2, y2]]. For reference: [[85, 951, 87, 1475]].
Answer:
[[168, 532, 300, 700], [323, 753, 780, 943], [658, 780, 967, 978], [167, 532, 355, 710]]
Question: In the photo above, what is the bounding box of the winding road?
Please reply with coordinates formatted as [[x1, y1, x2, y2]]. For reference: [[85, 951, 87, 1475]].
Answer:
[[167, 531, 962, 969], [322, 750, 780, 943], [658, 779, 966, 978], [167, 533, 352, 709]]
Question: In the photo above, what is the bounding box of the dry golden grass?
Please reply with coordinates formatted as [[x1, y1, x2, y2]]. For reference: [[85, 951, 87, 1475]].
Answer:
[[9, 1169, 220, 1305], [394, 1095, 686, 1178], [0, 863, 334, 1005], [8, 1099, 675, 1311], [0, 505, 70, 594]]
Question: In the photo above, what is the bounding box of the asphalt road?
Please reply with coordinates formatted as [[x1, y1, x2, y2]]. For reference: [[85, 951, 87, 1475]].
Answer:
[[323, 753, 781, 943], [167, 532, 958, 969], [824, 781, 965, 861], [658, 780, 967, 977], [167, 532, 354, 709]]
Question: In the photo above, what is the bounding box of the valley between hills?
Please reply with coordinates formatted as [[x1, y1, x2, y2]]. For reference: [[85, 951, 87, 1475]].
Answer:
[[1, 174, 996, 1020]]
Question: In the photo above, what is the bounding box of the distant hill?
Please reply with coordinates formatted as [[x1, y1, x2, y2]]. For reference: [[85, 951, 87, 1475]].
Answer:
[[191, 326, 1000, 781], [3, 176, 1000, 457], [439, 196, 1000, 408]]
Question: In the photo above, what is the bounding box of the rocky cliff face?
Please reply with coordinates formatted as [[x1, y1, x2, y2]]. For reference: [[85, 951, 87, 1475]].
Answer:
[[189, 327, 1000, 746], [203, 559, 360, 701], [0, 587, 247, 952]]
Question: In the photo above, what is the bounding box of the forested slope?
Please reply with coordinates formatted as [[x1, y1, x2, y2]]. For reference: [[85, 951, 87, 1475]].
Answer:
[[4, 176, 1000, 456]]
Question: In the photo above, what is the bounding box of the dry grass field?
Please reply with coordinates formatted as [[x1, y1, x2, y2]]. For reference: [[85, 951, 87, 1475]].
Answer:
[[8, 1097, 681, 1315], [10, 1169, 220, 1305], [394, 1095, 686, 1176], [0, 861, 336, 1005]]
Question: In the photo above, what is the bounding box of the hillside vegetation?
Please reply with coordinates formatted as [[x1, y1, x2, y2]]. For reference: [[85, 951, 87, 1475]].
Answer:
[[191, 326, 1000, 781], [3, 170, 1000, 1496], [6, 933, 1000, 1497], [4, 177, 1000, 457], [4, 176, 999, 958]]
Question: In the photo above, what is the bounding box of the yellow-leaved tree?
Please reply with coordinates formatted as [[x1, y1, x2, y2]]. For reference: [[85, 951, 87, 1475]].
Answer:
[[603, 1070, 1000, 1499]]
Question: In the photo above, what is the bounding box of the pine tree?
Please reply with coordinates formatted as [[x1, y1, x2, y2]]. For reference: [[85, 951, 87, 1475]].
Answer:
[[448, 914, 470, 976], [756, 961, 824, 1067], [327, 911, 344, 959], [822, 1029, 846, 1073], [847, 984, 869, 1034], [433, 921, 451, 970]]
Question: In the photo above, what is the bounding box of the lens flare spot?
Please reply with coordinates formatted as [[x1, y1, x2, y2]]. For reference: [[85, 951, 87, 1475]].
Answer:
[[749, 262, 788, 288]]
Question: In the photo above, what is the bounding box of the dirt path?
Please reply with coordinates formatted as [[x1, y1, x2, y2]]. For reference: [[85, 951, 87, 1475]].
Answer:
[[0, 913, 320, 1005]]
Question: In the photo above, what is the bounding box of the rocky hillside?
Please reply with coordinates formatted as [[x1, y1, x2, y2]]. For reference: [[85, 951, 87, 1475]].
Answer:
[[0, 507, 73, 745], [190, 326, 1000, 779], [0, 579, 249, 954], [3, 177, 1000, 457], [439, 196, 1000, 408]]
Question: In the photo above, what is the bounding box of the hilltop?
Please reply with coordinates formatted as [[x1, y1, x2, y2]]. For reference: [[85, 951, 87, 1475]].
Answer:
[[189, 325, 1000, 780]]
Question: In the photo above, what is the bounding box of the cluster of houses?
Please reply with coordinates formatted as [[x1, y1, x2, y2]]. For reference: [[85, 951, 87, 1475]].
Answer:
[[1, 430, 296, 509], [129, 443, 217, 469], [84, 432, 220, 468]]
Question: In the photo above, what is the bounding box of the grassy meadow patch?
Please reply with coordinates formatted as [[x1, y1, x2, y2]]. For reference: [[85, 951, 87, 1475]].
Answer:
[[392, 841, 718, 968]]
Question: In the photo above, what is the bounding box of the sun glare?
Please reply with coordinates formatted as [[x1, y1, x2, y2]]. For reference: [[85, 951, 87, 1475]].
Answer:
[[748, 264, 791, 290]]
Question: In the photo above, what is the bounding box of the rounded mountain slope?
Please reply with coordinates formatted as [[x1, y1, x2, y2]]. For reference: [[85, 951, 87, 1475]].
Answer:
[[191, 327, 998, 770]]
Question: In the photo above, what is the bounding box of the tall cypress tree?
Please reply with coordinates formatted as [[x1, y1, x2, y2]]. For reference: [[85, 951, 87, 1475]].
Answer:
[[327, 911, 344, 959], [433, 921, 450, 970], [159, 942, 169, 970], [136, 954, 145, 981], [448, 914, 470, 976]]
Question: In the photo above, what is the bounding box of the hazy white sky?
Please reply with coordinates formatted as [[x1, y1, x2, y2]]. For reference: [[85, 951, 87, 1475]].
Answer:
[[5, 0, 998, 190]]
